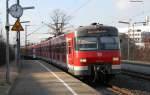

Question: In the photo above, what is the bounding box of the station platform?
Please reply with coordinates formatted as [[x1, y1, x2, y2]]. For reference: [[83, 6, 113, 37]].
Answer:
[[9, 60, 99, 95]]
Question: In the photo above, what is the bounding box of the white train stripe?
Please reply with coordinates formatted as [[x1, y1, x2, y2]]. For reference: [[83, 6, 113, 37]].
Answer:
[[68, 64, 88, 71], [37, 61, 78, 95], [74, 66, 88, 71], [112, 65, 121, 69]]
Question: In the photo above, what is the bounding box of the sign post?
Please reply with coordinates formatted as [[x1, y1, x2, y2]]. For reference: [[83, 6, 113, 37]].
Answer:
[[5, 0, 10, 83], [8, 0, 34, 73]]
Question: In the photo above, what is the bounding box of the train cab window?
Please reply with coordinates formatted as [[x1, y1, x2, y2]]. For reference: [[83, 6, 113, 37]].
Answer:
[[99, 36, 119, 50], [76, 37, 98, 51]]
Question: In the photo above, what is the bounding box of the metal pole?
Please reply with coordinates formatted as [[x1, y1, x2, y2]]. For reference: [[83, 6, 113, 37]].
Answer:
[[118, 21, 131, 60], [16, 0, 21, 69], [132, 23, 135, 60], [17, 0, 19, 4], [25, 25, 27, 54], [5, 0, 10, 83], [127, 24, 130, 60], [128, 19, 132, 60], [16, 31, 19, 68]]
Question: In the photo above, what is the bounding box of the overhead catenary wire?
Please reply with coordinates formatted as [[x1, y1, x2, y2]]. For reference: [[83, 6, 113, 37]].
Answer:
[[131, 9, 150, 20], [27, 24, 45, 36], [129, 0, 145, 20], [70, 0, 93, 15]]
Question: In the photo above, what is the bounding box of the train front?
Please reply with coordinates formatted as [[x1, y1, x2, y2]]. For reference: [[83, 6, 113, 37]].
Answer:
[[74, 24, 121, 82]]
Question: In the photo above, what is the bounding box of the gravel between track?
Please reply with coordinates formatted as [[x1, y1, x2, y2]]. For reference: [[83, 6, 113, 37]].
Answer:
[[89, 73, 150, 95]]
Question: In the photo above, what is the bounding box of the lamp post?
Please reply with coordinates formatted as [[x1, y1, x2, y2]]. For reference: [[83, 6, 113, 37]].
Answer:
[[118, 21, 131, 60]]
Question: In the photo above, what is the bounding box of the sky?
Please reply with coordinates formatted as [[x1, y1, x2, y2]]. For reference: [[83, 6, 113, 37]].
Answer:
[[0, 0, 150, 45]]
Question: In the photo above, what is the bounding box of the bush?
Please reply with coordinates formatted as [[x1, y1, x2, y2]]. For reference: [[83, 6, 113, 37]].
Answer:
[[0, 40, 15, 66], [0, 40, 6, 66]]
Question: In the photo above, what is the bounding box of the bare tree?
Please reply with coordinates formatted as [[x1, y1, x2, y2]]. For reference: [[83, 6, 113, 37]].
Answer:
[[49, 9, 71, 36]]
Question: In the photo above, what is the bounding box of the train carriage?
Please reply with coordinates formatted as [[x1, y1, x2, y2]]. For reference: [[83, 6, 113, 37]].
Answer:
[[65, 24, 120, 81], [24, 23, 121, 82]]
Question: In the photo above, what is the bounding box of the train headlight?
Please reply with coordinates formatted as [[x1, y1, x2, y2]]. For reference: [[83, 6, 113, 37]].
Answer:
[[80, 58, 87, 62], [113, 57, 119, 61]]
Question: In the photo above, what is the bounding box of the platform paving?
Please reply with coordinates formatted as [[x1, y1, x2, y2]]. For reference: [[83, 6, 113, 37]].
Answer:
[[0, 61, 18, 95], [9, 60, 99, 95]]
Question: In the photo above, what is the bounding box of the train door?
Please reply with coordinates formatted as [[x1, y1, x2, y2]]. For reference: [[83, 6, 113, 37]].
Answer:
[[67, 38, 74, 71]]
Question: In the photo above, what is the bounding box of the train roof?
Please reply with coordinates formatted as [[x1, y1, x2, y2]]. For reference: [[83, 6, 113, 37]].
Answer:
[[74, 24, 118, 36], [25, 23, 119, 48], [77, 24, 118, 32], [64, 24, 118, 34]]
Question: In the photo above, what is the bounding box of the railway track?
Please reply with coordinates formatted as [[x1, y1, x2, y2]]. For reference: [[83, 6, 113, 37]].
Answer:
[[122, 70, 150, 81], [88, 82, 135, 95], [89, 71, 150, 95], [107, 85, 134, 95], [107, 70, 150, 95]]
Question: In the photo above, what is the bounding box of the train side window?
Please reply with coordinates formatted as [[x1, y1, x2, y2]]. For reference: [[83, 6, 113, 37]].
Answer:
[[56, 44, 58, 52], [63, 42, 66, 53], [69, 47, 71, 54], [58, 44, 60, 53], [68, 42, 71, 54]]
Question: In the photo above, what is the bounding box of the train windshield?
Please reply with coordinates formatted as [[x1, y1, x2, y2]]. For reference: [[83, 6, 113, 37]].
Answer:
[[76, 37, 98, 51], [76, 36, 119, 51], [99, 36, 119, 50]]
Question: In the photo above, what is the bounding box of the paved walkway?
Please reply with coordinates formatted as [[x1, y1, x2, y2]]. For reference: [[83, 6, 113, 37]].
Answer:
[[0, 61, 18, 95], [9, 60, 99, 95]]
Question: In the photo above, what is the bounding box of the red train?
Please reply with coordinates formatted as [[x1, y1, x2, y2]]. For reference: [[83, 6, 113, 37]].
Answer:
[[23, 23, 121, 82]]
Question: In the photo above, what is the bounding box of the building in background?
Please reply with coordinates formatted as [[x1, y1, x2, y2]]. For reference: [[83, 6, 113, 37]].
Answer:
[[141, 32, 150, 48], [118, 16, 150, 48]]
